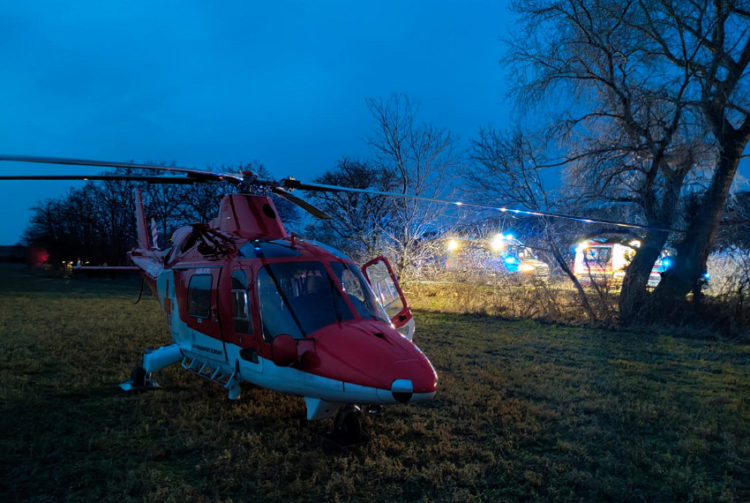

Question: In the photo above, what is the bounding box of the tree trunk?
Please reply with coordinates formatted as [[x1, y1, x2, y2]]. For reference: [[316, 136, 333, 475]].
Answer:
[[618, 231, 667, 322], [618, 157, 686, 323], [655, 136, 744, 301]]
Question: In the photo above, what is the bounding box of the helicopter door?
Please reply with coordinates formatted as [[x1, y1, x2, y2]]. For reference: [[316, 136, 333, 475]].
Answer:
[[182, 267, 227, 362], [361, 256, 414, 338], [224, 268, 263, 373]]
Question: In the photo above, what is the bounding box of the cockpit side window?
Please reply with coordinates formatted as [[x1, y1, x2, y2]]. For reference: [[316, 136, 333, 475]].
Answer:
[[231, 270, 252, 334], [331, 262, 390, 323]]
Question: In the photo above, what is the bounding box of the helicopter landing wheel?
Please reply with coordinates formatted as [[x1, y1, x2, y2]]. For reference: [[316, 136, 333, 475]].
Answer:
[[130, 366, 147, 388], [326, 405, 369, 447]]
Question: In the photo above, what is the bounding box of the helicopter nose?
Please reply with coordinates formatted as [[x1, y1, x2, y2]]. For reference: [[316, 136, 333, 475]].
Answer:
[[309, 320, 438, 403], [391, 379, 413, 403], [380, 357, 437, 403]]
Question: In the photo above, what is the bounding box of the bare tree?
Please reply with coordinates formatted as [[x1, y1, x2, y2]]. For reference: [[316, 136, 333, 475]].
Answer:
[[468, 127, 602, 321], [181, 180, 232, 224], [23, 182, 133, 265], [366, 94, 461, 278], [509, 0, 750, 321], [96, 176, 138, 257], [646, 0, 750, 304], [143, 183, 187, 248], [305, 159, 394, 263]]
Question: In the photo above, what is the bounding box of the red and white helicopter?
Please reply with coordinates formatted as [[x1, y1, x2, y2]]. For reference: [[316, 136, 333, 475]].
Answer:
[[0, 155, 436, 444]]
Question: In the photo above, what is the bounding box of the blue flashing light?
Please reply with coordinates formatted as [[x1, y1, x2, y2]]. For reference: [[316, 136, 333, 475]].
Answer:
[[703, 272, 711, 280], [503, 255, 519, 272], [504, 232, 515, 240], [662, 257, 672, 269]]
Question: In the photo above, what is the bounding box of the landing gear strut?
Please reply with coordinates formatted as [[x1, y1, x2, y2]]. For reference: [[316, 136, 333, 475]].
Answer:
[[119, 366, 159, 391], [131, 366, 147, 387], [325, 405, 369, 447]]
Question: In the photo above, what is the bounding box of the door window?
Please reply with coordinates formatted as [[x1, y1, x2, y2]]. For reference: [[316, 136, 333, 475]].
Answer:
[[363, 261, 405, 319], [231, 270, 252, 334], [330, 262, 389, 322], [361, 256, 413, 332], [188, 274, 212, 318]]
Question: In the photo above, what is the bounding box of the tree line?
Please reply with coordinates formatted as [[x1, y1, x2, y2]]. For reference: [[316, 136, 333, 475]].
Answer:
[[22, 164, 297, 266]]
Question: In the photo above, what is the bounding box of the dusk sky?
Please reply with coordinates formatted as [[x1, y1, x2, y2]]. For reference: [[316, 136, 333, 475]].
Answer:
[[0, 1, 516, 244]]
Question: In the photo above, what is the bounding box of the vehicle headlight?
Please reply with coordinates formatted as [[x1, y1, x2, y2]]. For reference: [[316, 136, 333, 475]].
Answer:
[[520, 263, 536, 273]]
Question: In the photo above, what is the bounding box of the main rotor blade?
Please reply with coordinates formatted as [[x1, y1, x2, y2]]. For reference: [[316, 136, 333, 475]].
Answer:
[[0, 155, 680, 232], [0, 174, 198, 184], [0, 154, 244, 184], [271, 187, 332, 219], [282, 179, 681, 234]]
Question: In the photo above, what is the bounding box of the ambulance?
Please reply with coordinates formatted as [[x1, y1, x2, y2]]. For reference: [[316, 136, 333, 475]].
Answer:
[[573, 238, 669, 287]]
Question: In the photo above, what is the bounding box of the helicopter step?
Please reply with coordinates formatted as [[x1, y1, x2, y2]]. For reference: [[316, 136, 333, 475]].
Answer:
[[181, 356, 241, 399]]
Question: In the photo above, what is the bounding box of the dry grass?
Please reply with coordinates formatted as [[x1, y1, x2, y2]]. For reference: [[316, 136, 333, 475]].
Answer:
[[404, 278, 611, 324], [1, 265, 749, 502]]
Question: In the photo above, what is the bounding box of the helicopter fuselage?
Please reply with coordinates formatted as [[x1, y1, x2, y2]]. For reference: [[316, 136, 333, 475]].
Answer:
[[130, 193, 438, 420]]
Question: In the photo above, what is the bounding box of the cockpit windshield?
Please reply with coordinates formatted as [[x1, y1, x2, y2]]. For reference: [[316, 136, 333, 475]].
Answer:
[[257, 261, 353, 340]]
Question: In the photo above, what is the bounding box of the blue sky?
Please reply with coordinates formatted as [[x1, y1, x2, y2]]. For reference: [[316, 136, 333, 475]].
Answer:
[[0, 0, 516, 244]]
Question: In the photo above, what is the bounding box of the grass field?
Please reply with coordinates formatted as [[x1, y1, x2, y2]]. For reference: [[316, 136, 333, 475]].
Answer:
[[1, 264, 748, 502]]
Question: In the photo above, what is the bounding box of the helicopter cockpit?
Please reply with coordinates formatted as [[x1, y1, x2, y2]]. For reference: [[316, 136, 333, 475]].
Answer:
[[257, 260, 390, 341]]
